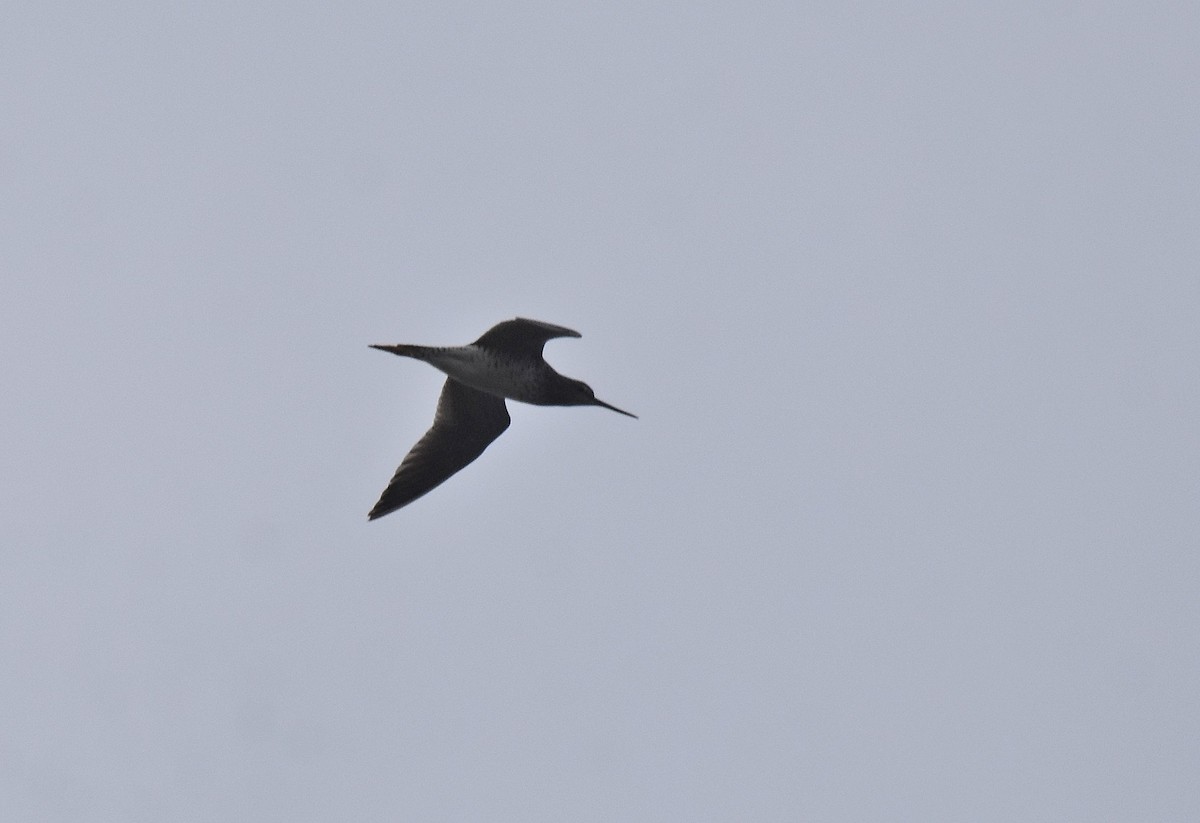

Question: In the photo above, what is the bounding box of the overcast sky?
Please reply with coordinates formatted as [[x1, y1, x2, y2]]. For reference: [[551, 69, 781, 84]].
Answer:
[[3, 2, 1198, 820]]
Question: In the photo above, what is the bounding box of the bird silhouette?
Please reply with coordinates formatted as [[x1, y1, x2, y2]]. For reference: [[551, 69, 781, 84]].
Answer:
[[368, 318, 635, 519]]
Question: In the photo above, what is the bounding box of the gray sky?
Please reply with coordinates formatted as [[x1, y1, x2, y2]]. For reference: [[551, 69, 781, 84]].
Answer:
[[3, 2, 1198, 820]]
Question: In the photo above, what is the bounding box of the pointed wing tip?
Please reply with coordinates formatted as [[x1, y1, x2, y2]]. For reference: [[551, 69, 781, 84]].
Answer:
[[368, 506, 394, 521], [368, 497, 399, 520], [369, 492, 407, 519], [512, 317, 582, 337]]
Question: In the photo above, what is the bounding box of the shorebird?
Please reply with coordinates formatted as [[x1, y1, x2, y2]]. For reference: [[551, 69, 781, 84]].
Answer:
[[368, 317, 636, 519]]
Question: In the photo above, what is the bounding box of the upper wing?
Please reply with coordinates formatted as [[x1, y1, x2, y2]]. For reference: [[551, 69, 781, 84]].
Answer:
[[368, 378, 511, 519], [471, 317, 581, 357]]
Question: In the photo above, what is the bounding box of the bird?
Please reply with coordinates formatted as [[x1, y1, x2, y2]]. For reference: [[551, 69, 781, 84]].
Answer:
[[368, 317, 636, 520]]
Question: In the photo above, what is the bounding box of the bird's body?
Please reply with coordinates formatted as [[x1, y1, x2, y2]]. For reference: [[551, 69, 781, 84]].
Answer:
[[368, 318, 635, 520], [379, 344, 551, 404]]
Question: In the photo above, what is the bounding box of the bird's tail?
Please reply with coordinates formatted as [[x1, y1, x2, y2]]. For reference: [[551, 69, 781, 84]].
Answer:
[[369, 343, 430, 360]]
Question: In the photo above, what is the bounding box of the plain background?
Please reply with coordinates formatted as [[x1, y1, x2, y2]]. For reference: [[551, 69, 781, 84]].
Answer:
[[3, 2, 1198, 820]]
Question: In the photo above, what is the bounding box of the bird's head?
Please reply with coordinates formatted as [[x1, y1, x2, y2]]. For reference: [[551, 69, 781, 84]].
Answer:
[[560, 378, 637, 418]]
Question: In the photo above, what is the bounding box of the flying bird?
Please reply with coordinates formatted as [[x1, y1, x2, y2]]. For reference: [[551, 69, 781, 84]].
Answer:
[[368, 317, 636, 519]]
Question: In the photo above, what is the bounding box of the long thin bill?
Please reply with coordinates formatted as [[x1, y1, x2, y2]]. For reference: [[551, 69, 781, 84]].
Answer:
[[592, 397, 638, 418]]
